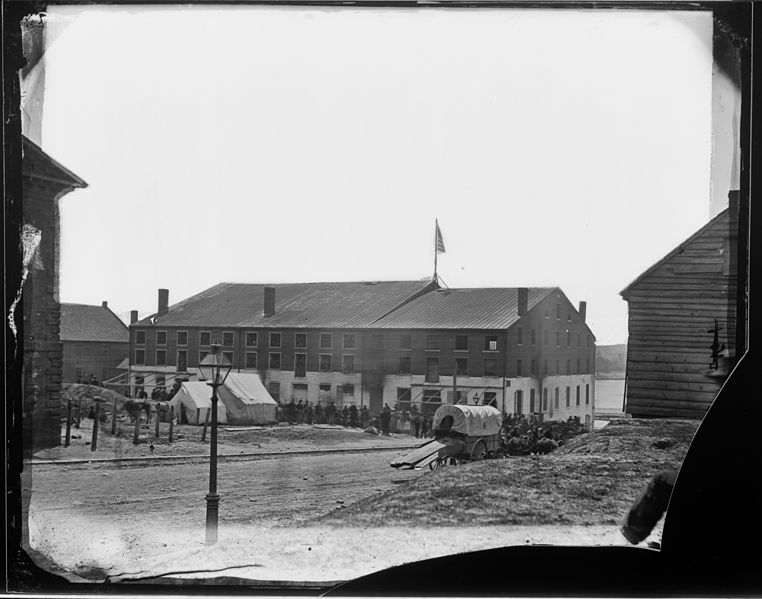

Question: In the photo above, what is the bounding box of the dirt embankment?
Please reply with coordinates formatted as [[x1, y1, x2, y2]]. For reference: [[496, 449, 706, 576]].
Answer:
[[314, 419, 699, 528]]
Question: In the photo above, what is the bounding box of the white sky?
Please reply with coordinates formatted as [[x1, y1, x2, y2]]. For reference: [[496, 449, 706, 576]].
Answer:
[[40, 6, 714, 345]]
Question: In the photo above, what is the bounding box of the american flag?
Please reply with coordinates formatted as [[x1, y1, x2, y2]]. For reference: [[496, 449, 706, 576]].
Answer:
[[435, 220, 446, 254]]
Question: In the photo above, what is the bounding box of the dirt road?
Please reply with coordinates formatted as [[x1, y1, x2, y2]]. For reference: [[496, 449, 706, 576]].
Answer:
[[28, 449, 419, 527]]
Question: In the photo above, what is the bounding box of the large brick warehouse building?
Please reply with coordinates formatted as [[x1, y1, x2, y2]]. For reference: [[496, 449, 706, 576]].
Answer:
[[128, 281, 597, 425]]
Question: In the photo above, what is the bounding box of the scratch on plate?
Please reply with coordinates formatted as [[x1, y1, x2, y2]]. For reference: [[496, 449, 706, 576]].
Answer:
[[8, 224, 42, 359]]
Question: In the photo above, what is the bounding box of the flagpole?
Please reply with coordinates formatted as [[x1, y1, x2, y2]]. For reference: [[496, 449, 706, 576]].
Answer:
[[433, 219, 438, 284]]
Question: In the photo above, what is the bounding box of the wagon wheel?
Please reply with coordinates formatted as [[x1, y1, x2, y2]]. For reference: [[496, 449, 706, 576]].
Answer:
[[429, 457, 443, 471], [470, 439, 488, 461]]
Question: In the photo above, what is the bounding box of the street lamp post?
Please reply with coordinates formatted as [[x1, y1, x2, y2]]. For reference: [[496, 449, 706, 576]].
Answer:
[[198, 344, 232, 545]]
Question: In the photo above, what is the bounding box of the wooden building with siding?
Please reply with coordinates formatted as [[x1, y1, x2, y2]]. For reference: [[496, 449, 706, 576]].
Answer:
[[620, 194, 740, 419]]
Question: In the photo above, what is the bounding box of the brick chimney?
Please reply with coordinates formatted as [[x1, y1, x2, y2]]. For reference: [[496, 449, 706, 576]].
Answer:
[[158, 289, 169, 317], [517, 288, 528, 316], [130, 310, 139, 324], [578, 301, 587, 322], [102, 300, 108, 308], [264, 286, 276, 318]]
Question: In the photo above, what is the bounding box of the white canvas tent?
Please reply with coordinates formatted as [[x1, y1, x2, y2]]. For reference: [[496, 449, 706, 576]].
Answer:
[[217, 373, 277, 425], [170, 381, 227, 425]]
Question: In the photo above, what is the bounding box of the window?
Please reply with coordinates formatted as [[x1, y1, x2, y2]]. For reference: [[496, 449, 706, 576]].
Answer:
[[425, 357, 439, 383], [543, 359, 548, 374], [544, 331, 548, 346], [426, 334, 440, 351], [530, 359, 536, 374], [199, 350, 209, 363], [135, 330, 146, 345], [543, 388, 548, 411], [567, 313, 572, 322], [556, 332, 560, 347], [294, 333, 307, 349], [135, 349, 145, 364], [319, 383, 331, 393], [222, 331, 234, 347], [269, 382, 280, 402], [531, 329, 536, 345], [156, 350, 166, 365], [556, 303, 561, 319], [566, 387, 571, 407], [399, 334, 412, 350], [423, 389, 441, 404], [319, 384, 332, 401], [484, 358, 498, 377], [135, 375, 145, 387], [529, 388, 536, 412], [222, 351, 233, 365], [577, 333, 581, 348], [576, 385, 581, 406], [555, 359, 560, 374], [200, 331, 211, 346], [586, 357, 591, 373], [245, 352, 257, 369], [371, 334, 384, 350], [399, 356, 411, 373], [343, 333, 356, 349], [294, 353, 306, 377], [269, 353, 281, 369], [177, 350, 187, 372], [341, 385, 355, 400], [576, 358, 581, 374], [586, 384, 590, 405], [320, 333, 332, 349], [156, 331, 167, 345], [455, 358, 468, 376], [342, 354, 355, 373], [397, 388, 412, 407], [483, 391, 497, 407], [484, 336, 498, 351], [246, 332, 258, 347], [455, 335, 468, 351], [517, 359, 523, 377], [293, 383, 309, 401], [514, 390, 523, 414], [567, 331, 571, 347], [319, 354, 332, 372], [566, 359, 571, 374], [177, 331, 188, 346], [544, 309, 549, 318], [269, 332, 281, 348], [517, 327, 523, 345], [554, 388, 559, 409], [156, 375, 165, 387]]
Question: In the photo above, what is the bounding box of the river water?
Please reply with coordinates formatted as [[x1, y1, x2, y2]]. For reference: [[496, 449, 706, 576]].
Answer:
[[595, 378, 625, 413]]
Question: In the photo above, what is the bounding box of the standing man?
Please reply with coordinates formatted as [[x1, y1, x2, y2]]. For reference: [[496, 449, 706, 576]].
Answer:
[[380, 403, 392, 436]]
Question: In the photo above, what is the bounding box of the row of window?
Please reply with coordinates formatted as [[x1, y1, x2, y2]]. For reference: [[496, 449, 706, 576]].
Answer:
[[517, 327, 592, 348], [133, 330, 509, 352], [544, 303, 575, 321]]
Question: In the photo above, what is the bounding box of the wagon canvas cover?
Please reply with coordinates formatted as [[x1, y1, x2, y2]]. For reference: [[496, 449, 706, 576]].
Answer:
[[432, 404, 502, 437]]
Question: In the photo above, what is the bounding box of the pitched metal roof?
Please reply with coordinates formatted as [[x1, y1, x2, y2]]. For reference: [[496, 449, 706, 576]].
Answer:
[[136, 280, 437, 329], [60, 303, 129, 342], [371, 287, 556, 330]]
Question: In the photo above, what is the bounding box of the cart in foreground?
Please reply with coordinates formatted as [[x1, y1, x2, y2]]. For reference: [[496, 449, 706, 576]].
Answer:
[[390, 404, 503, 470]]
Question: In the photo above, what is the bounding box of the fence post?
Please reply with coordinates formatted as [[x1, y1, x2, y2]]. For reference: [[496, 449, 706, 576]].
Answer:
[[133, 405, 141, 445], [75, 401, 81, 429], [91, 399, 101, 452], [155, 406, 161, 438], [201, 408, 210, 443], [64, 400, 72, 447], [111, 397, 118, 435], [168, 406, 174, 444]]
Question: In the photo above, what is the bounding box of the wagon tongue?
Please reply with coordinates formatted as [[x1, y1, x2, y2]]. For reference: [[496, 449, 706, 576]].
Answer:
[[390, 438, 464, 469]]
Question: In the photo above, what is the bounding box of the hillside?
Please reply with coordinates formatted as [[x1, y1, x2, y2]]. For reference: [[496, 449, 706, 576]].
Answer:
[[596, 343, 627, 376]]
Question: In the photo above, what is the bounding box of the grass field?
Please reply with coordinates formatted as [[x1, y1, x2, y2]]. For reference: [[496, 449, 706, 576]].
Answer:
[[315, 419, 699, 527]]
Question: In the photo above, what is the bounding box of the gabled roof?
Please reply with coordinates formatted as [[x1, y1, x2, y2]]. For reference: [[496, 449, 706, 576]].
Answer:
[[372, 287, 556, 330], [60, 303, 129, 343], [620, 207, 731, 300], [135, 280, 437, 329], [22, 136, 88, 188]]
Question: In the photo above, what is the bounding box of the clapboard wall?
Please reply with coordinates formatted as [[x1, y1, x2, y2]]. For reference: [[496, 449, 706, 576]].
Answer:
[[621, 198, 739, 419]]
